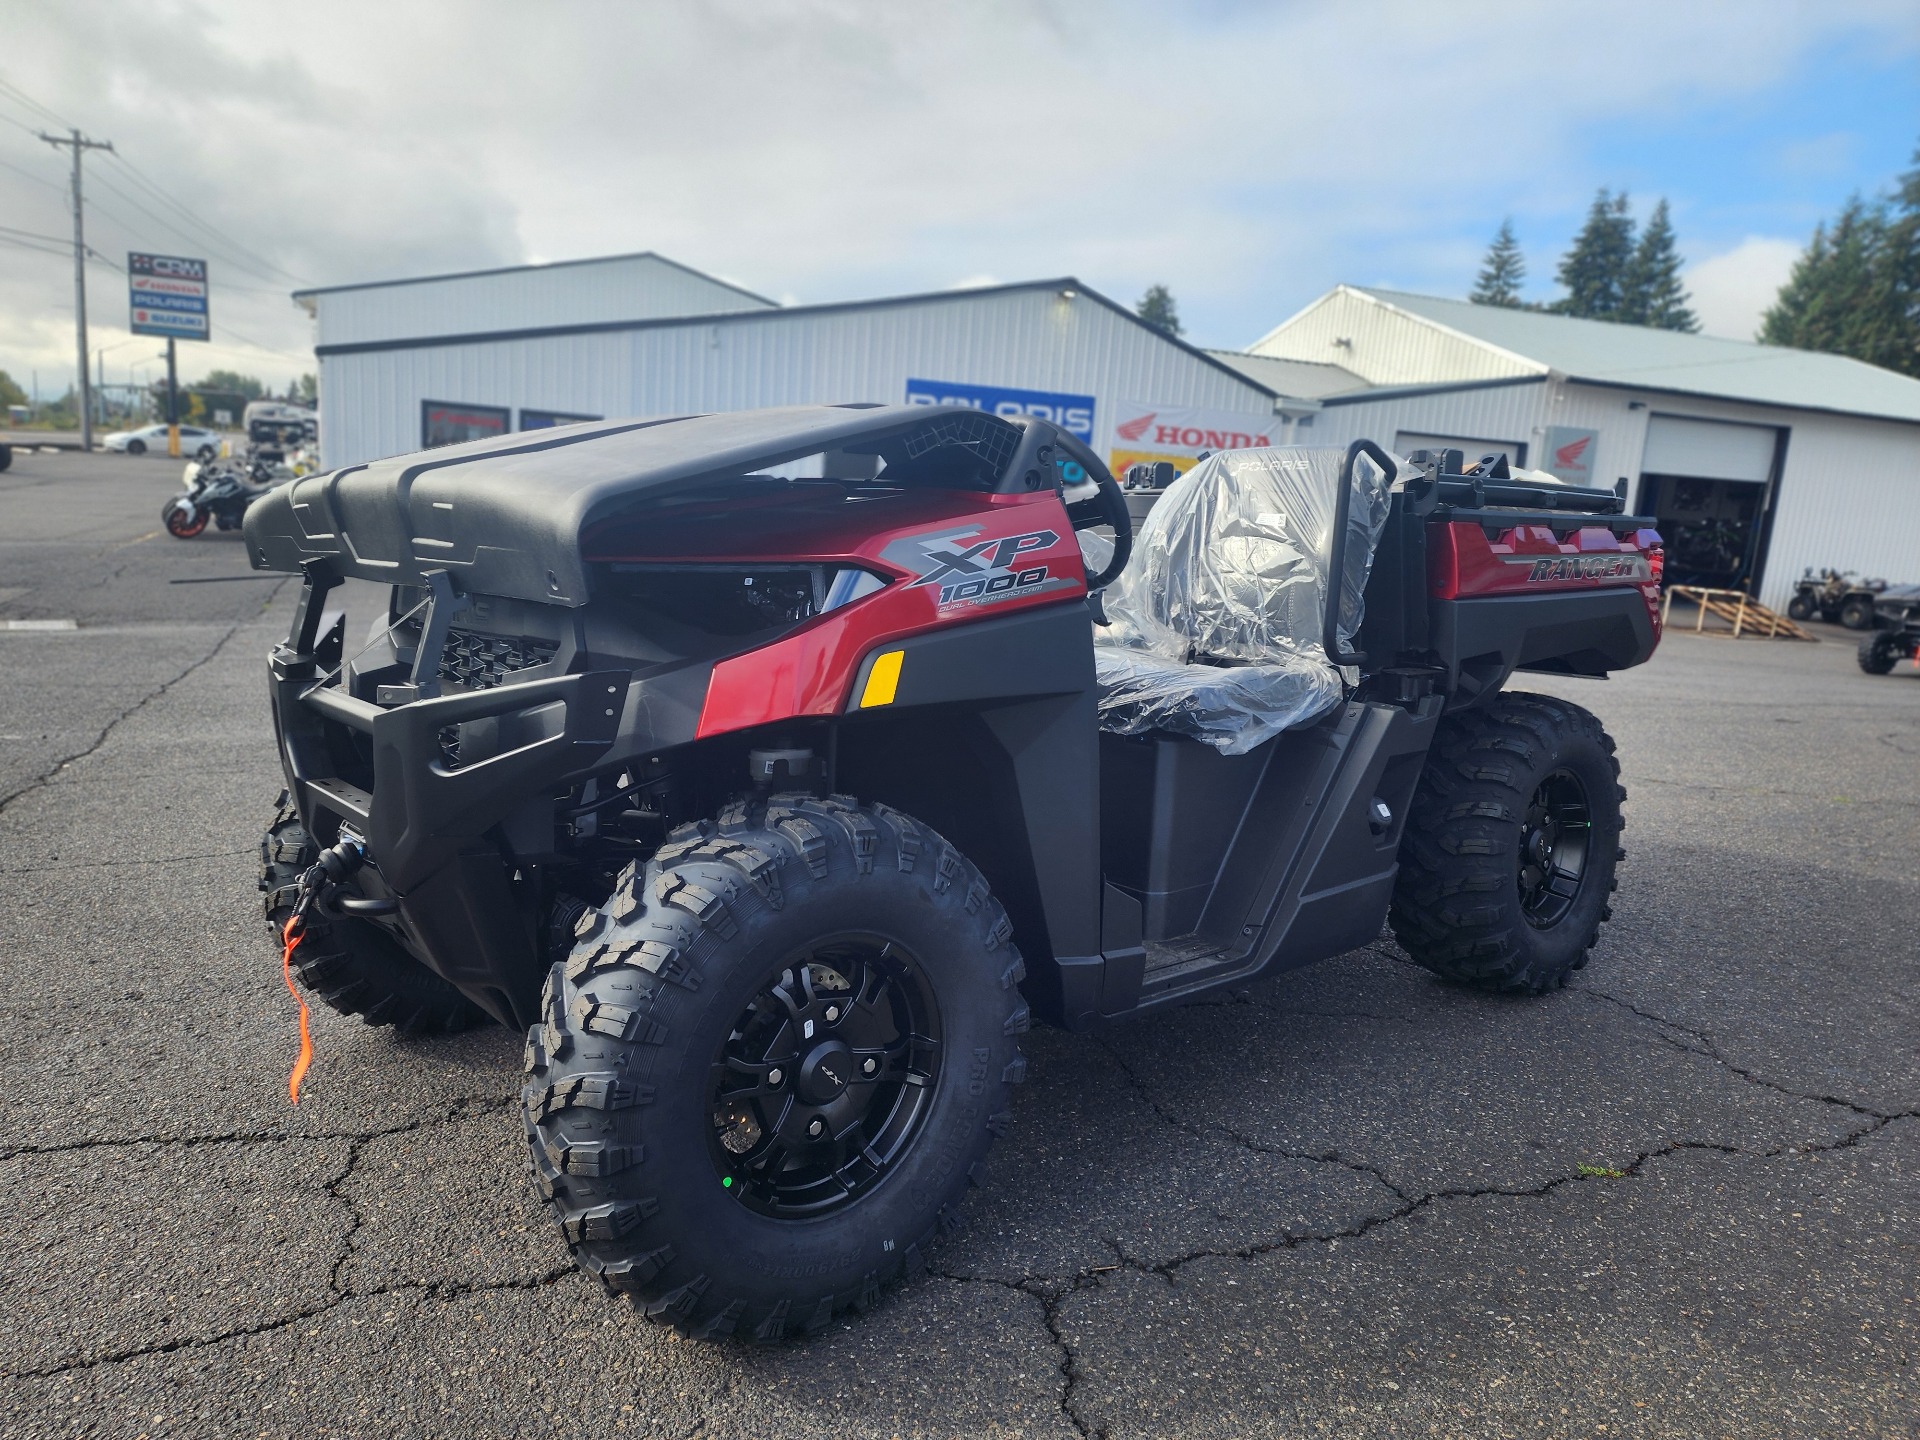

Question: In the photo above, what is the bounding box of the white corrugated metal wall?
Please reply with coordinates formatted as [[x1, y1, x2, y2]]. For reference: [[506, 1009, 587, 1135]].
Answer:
[[309, 254, 773, 349], [319, 285, 1274, 471], [1309, 379, 1920, 609]]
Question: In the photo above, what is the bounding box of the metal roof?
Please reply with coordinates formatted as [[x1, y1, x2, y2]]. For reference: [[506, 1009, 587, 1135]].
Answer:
[[1350, 287, 1920, 427], [291, 249, 777, 306], [1203, 350, 1370, 399]]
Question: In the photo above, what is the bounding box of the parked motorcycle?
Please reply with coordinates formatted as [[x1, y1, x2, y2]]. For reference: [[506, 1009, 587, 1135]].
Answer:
[[161, 459, 283, 539]]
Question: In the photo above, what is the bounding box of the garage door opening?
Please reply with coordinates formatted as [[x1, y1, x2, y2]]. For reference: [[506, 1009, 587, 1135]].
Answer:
[[1635, 416, 1784, 591]]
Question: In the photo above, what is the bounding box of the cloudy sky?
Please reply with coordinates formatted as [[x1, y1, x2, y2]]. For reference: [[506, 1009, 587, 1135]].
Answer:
[[2, 0, 1916, 400]]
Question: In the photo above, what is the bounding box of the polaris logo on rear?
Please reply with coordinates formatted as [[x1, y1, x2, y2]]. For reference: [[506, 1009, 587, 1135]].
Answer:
[[1526, 555, 1649, 582]]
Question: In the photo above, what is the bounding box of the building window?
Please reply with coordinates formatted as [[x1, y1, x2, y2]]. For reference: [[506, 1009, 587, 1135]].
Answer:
[[519, 408, 602, 431], [421, 400, 510, 449]]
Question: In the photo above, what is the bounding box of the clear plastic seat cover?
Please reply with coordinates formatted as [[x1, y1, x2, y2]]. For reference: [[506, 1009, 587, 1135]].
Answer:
[[1094, 446, 1397, 754]]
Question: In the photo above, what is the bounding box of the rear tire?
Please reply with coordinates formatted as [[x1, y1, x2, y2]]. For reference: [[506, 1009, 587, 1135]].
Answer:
[[259, 795, 487, 1036], [1840, 597, 1876, 630], [1390, 692, 1624, 994], [1858, 632, 1901, 675], [523, 794, 1028, 1341]]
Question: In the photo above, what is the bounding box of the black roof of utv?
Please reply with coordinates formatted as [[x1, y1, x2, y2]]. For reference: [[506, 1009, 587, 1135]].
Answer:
[[243, 404, 1029, 605]]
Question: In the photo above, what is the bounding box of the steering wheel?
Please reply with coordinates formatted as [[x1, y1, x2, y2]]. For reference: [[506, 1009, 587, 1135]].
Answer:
[[1053, 443, 1133, 591]]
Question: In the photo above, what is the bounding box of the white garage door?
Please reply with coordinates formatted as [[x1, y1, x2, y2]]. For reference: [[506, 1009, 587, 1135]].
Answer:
[[1642, 415, 1777, 481]]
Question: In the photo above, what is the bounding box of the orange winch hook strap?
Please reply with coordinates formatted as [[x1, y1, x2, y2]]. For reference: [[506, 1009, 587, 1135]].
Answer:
[[280, 914, 314, 1105]]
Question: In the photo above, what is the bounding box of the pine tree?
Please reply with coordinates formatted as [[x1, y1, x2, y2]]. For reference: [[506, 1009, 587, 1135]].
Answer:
[[1621, 199, 1698, 331], [1760, 140, 1920, 376], [1470, 219, 1527, 307], [1553, 189, 1636, 320], [1136, 284, 1182, 337]]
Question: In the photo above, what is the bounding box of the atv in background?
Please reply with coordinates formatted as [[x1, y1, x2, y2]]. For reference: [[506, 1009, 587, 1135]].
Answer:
[[244, 407, 1660, 1341], [1788, 568, 1888, 629]]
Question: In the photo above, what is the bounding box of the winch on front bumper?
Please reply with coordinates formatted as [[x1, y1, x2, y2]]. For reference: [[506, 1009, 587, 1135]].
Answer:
[[267, 565, 707, 1027]]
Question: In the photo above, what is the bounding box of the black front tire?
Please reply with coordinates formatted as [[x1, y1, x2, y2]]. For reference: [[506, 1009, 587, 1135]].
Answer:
[[1390, 693, 1625, 994], [126, 439, 146, 455], [1840, 597, 1876, 630], [260, 796, 488, 1036], [1858, 632, 1901, 675], [523, 794, 1028, 1341], [1786, 593, 1815, 621]]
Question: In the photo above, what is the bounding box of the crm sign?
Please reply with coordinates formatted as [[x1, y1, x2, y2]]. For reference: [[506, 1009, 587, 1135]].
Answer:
[[904, 378, 1095, 442]]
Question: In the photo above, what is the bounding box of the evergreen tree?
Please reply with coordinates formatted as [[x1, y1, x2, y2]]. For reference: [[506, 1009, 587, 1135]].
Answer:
[[1622, 199, 1698, 331], [1760, 198, 1886, 356], [1760, 140, 1920, 376], [1136, 284, 1182, 337], [0, 369, 27, 410], [1470, 219, 1527, 307], [1553, 189, 1636, 320]]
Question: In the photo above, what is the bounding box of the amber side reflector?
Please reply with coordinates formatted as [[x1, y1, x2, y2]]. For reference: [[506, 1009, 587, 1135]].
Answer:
[[859, 649, 904, 708]]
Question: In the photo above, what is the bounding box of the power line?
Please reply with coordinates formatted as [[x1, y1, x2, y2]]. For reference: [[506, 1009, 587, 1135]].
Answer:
[[0, 150, 65, 194], [105, 152, 307, 284], [0, 74, 74, 129]]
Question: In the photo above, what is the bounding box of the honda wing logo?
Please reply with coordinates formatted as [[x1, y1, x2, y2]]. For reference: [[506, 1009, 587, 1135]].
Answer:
[[880, 525, 1076, 610], [1553, 435, 1593, 468], [1116, 412, 1156, 442]]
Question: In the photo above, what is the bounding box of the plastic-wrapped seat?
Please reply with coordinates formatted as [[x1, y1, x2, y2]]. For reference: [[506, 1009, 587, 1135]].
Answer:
[[1094, 446, 1396, 755]]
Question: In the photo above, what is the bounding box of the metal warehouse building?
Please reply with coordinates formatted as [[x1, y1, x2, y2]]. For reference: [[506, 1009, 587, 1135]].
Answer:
[[1241, 286, 1920, 609], [297, 251, 1300, 481]]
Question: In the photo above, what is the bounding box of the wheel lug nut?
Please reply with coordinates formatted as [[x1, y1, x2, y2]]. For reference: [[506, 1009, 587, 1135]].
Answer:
[[767, 1068, 783, 1086], [807, 1117, 825, 1138], [825, 1005, 840, 1022], [862, 1057, 877, 1075]]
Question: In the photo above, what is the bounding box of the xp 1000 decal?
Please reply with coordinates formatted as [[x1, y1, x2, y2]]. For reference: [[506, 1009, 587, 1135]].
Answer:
[[880, 523, 1083, 611]]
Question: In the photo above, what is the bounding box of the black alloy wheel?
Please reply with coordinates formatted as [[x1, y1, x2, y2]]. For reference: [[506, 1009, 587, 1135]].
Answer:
[[1516, 770, 1592, 928], [710, 938, 941, 1218]]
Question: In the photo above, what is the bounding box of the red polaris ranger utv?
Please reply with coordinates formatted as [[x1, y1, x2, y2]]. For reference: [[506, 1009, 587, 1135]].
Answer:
[[245, 405, 1661, 1340]]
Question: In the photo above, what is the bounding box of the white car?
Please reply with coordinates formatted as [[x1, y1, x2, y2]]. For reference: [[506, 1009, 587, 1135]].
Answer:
[[102, 423, 223, 459]]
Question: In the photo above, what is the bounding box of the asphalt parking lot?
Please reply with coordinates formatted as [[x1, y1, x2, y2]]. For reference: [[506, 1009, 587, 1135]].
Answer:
[[1, 449, 1914, 1439]]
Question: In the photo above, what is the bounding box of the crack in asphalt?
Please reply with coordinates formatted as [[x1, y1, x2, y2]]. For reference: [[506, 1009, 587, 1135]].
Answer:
[[0, 847, 254, 876], [1577, 988, 1919, 1123], [0, 1094, 516, 1163], [0, 580, 290, 820], [3, 1092, 573, 1382]]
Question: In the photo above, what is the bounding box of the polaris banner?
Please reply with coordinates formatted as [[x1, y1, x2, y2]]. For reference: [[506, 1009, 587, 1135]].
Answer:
[[904, 378, 1095, 442], [129, 253, 210, 341], [1108, 399, 1277, 480]]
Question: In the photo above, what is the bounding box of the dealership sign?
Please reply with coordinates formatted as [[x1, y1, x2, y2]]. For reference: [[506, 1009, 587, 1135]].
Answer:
[[904, 378, 1095, 442], [1108, 400, 1276, 479], [129, 253, 210, 341], [1541, 426, 1600, 486]]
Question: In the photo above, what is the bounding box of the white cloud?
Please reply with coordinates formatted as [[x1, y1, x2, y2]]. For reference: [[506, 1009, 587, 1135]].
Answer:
[[1684, 237, 1803, 340], [0, 0, 1913, 389]]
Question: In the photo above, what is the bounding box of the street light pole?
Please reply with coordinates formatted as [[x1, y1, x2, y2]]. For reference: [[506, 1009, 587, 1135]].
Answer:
[[38, 127, 114, 454]]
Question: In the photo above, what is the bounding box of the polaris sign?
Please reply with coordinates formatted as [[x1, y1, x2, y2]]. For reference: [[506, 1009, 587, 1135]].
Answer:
[[129, 253, 210, 342], [905, 378, 1095, 441]]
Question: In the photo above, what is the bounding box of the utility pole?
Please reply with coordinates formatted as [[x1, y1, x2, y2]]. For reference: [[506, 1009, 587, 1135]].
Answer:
[[38, 127, 114, 454]]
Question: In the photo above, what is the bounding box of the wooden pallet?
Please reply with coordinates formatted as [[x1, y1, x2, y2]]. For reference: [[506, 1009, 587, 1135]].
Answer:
[[1661, 585, 1817, 641]]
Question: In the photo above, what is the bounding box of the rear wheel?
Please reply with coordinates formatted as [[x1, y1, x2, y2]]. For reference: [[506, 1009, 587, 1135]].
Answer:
[[1390, 692, 1624, 994], [259, 795, 487, 1035], [523, 794, 1027, 1341], [1840, 597, 1876, 630], [1858, 632, 1902, 675]]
